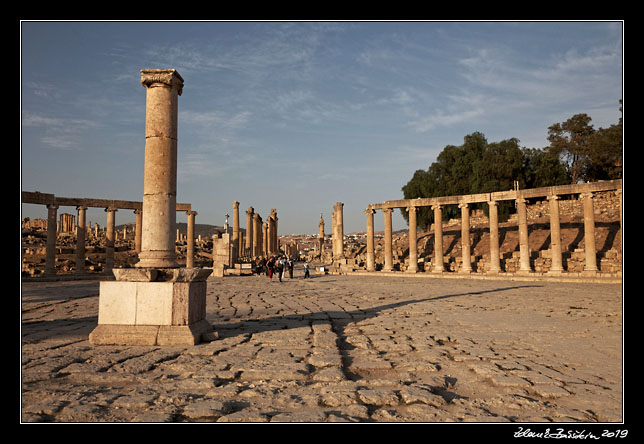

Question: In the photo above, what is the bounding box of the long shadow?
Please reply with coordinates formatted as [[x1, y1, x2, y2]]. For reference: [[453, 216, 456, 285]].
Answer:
[[212, 284, 543, 340]]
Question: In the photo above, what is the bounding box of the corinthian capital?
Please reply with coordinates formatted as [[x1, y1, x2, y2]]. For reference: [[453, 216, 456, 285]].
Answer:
[[140, 69, 184, 95]]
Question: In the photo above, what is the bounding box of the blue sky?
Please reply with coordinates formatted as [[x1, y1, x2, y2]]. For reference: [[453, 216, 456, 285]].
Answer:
[[20, 21, 623, 235]]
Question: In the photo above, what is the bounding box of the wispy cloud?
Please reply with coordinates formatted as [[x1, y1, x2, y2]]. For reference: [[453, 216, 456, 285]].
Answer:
[[22, 112, 102, 150]]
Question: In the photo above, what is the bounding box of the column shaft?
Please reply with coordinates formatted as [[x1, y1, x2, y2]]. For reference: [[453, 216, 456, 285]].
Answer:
[[137, 69, 183, 268], [105, 207, 117, 275], [581, 192, 598, 272], [245, 207, 254, 255], [186, 211, 196, 268], [365, 209, 375, 272], [134, 209, 143, 254], [432, 205, 444, 273], [488, 200, 501, 273], [459, 203, 471, 273], [232, 201, 239, 262], [45, 204, 58, 275], [516, 197, 532, 272], [548, 195, 563, 273], [75, 206, 87, 274], [383, 208, 393, 271], [407, 206, 418, 272], [333, 202, 344, 259]]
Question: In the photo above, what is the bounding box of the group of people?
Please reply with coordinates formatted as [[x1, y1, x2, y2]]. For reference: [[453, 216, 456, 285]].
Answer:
[[254, 256, 311, 281]]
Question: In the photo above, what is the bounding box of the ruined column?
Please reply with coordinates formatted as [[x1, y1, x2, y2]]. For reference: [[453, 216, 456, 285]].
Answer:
[[186, 210, 197, 268], [232, 201, 239, 262], [333, 202, 344, 260], [75, 205, 87, 274], [134, 209, 143, 254], [581, 192, 598, 273], [45, 204, 58, 275], [331, 210, 336, 257], [488, 200, 501, 273], [253, 213, 261, 257], [459, 203, 472, 273], [516, 197, 532, 273], [548, 194, 564, 273], [319, 214, 325, 259], [104, 207, 117, 275], [407, 206, 418, 273], [136, 69, 183, 269], [267, 217, 274, 255], [383, 208, 394, 272], [245, 206, 254, 257], [90, 69, 214, 346], [365, 209, 375, 272], [263, 222, 268, 257], [270, 209, 278, 254], [432, 204, 444, 273]]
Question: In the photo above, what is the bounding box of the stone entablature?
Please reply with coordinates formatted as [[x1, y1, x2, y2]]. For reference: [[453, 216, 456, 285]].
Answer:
[[365, 180, 622, 277]]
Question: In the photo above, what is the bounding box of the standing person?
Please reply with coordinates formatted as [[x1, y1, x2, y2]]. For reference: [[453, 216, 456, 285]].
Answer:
[[276, 256, 284, 282], [288, 257, 294, 279], [304, 262, 310, 279], [259, 256, 266, 276], [267, 256, 275, 280]]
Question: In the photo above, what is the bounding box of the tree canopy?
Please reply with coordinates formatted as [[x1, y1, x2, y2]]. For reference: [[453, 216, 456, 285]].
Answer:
[[400, 103, 622, 229]]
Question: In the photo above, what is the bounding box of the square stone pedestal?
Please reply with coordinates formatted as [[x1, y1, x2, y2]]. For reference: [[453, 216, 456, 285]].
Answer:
[[89, 268, 216, 346]]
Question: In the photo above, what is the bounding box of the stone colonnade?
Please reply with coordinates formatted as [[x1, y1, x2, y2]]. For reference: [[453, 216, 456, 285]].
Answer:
[[22, 192, 193, 277], [366, 180, 622, 275], [230, 200, 278, 261]]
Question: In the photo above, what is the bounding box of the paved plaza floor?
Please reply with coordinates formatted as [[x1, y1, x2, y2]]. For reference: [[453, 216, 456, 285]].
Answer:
[[21, 270, 623, 423]]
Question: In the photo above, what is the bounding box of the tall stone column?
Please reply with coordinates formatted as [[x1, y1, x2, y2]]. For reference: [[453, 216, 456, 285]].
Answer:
[[407, 206, 418, 273], [488, 200, 501, 273], [333, 202, 344, 260], [383, 208, 394, 272], [104, 207, 117, 275], [364, 209, 375, 272], [253, 213, 261, 257], [45, 204, 58, 275], [548, 194, 564, 273], [232, 201, 239, 263], [516, 197, 532, 273], [75, 205, 87, 274], [136, 69, 183, 269], [267, 216, 274, 255], [459, 203, 472, 273], [245, 206, 254, 256], [263, 222, 268, 257], [581, 192, 598, 272], [319, 214, 325, 259], [186, 211, 197, 268], [432, 205, 444, 273], [90, 69, 213, 347], [270, 209, 278, 254], [134, 209, 143, 254], [331, 210, 336, 257]]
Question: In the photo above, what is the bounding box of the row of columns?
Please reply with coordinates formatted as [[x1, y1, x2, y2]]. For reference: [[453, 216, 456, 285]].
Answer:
[[366, 191, 609, 274], [231, 201, 279, 260], [41, 203, 200, 276]]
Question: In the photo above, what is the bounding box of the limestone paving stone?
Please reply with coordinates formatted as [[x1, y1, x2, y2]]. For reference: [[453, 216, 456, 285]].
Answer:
[[21, 275, 622, 423]]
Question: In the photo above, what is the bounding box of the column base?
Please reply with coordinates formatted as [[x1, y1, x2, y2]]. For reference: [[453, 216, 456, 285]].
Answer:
[[89, 320, 217, 346], [89, 267, 213, 346]]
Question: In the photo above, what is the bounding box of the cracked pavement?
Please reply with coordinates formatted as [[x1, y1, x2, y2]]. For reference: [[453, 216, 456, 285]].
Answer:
[[21, 272, 622, 422]]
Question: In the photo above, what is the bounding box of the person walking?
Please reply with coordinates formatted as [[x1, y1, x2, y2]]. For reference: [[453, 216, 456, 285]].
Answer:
[[303, 262, 310, 279], [267, 256, 275, 280], [287, 257, 294, 279], [276, 256, 285, 282]]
